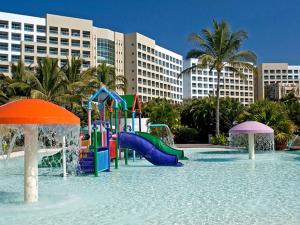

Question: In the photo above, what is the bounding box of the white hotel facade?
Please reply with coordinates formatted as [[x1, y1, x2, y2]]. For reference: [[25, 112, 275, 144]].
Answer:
[[183, 58, 255, 105]]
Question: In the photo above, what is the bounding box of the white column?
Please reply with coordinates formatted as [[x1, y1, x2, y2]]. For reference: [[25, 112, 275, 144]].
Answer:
[[24, 125, 38, 203], [248, 133, 255, 160], [62, 136, 67, 178]]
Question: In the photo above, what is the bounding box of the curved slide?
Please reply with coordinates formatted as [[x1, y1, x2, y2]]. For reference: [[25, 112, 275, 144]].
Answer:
[[119, 132, 183, 167], [135, 132, 187, 160]]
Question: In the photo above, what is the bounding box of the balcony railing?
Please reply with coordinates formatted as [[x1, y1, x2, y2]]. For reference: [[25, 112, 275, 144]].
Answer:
[[50, 51, 58, 55], [0, 24, 8, 29], [37, 50, 47, 54], [25, 49, 34, 53]]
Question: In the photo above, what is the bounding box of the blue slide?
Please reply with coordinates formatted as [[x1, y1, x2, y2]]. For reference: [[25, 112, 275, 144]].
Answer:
[[118, 132, 183, 167]]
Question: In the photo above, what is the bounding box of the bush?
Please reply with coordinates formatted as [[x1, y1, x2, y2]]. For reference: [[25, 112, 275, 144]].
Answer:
[[210, 133, 229, 145], [181, 97, 244, 142], [174, 126, 199, 144]]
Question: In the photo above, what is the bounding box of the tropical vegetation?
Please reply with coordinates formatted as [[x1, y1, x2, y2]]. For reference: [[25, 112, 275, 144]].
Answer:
[[181, 97, 244, 142], [183, 20, 257, 135], [0, 57, 127, 126], [239, 100, 296, 149]]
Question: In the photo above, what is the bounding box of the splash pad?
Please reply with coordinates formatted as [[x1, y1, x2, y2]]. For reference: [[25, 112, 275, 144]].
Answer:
[[229, 121, 274, 159], [0, 99, 80, 203]]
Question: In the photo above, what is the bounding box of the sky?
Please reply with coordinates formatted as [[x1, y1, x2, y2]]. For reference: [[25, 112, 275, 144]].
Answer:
[[2, 0, 300, 64]]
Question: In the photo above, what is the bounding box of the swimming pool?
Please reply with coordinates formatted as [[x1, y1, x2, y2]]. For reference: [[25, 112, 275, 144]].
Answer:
[[0, 149, 299, 225]]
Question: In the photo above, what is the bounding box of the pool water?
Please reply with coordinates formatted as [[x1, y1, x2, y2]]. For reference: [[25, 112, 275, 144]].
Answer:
[[0, 149, 299, 225]]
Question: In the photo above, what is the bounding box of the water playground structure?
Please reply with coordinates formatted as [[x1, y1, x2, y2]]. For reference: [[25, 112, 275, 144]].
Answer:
[[229, 121, 275, 159], [0, 99, 80, 203], [0, 86, 186, 203]]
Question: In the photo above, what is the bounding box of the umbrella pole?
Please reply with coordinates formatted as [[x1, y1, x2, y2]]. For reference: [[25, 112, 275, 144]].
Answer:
[[248, 133, 255, 159]]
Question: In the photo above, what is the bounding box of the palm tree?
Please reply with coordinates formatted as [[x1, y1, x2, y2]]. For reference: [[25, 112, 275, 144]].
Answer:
[[183, 20, 257, 135], [62, 57, 100, 110], [0, 60, 38, 101], [30, 58, 67, 103], [96, 63, 127, 93]]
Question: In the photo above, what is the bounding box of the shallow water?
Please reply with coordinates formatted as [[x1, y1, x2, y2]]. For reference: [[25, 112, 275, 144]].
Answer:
[[0, 150, 299, 225]]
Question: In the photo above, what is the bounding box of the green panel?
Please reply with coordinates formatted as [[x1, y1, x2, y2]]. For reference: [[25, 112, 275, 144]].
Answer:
[[121, 95, 135, 109], [39, 151, 62, 168], [91, 131, 102, 147], [136, 132, 188, 160]]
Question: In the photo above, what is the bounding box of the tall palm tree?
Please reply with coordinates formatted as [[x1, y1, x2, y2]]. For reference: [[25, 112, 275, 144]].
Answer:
[[96, 63, 127, 93], [30, 58, 67, 103], [183, 20, 257, 135]]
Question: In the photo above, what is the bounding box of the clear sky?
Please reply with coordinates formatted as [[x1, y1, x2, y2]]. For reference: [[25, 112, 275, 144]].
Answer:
[[2, 0, 299, 64]]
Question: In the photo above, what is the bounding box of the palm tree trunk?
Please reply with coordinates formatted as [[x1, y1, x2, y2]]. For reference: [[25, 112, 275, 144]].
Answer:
[[215, 70, 221, 135]]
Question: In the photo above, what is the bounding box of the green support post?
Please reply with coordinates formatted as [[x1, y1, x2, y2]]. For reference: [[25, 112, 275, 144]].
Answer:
[[93, 127, 99, 177], [124, 110, 128, 165], [115, 108, 119, 169]]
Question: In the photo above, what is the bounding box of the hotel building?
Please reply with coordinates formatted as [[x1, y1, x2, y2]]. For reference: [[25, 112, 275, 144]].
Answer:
[[183, 58, 255, 105], [256, 63, 300, 100], [0, 12, 182, 102], [124, 33, 183, 103]]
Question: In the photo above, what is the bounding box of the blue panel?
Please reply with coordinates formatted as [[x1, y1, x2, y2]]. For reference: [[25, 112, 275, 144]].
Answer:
[[97, 150, 109, 172]]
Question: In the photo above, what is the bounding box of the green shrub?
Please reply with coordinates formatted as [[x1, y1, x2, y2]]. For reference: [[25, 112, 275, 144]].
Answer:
[[174, 126, 199, 144], [210, 133, 229, 145]]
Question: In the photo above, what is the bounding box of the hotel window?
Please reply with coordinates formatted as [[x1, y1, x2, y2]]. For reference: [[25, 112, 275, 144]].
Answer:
[[49, 26, 58, 34], [282, 70, 287, 73], [83, 41, 90, 48], [24, 34, 34, 42], [12, 22, 21, 30], [36, 36, 46, 44], [0, 20, 8, 29], [71, 29, 80, 37], [61, 28, 69, 36], [24, 23, 34, 32], [11, 33, 21, 41], [11, 44, 20, 52], [71, 40, 80, 47], [71, 50, 80, 57], [61, 38, 69, 46], [138, 43, 141, 49], [0, 65, 9, 72], [49, 37, 58, 45], [37, 25, 46, 33], [83, 51, 90, 58], [83, 31, 90, 38], [0, 32, 8, 40], [0, 43, 8, 51], [37, 46, 47, 54], [61, 48, 69, 56], [97, 38, 115, 65], [11, 55, 20, 62], [24, 45, 34, 53], [49, 47, 58, 55], [0, 54, 8, 61], [24, 56, 34, 64]]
